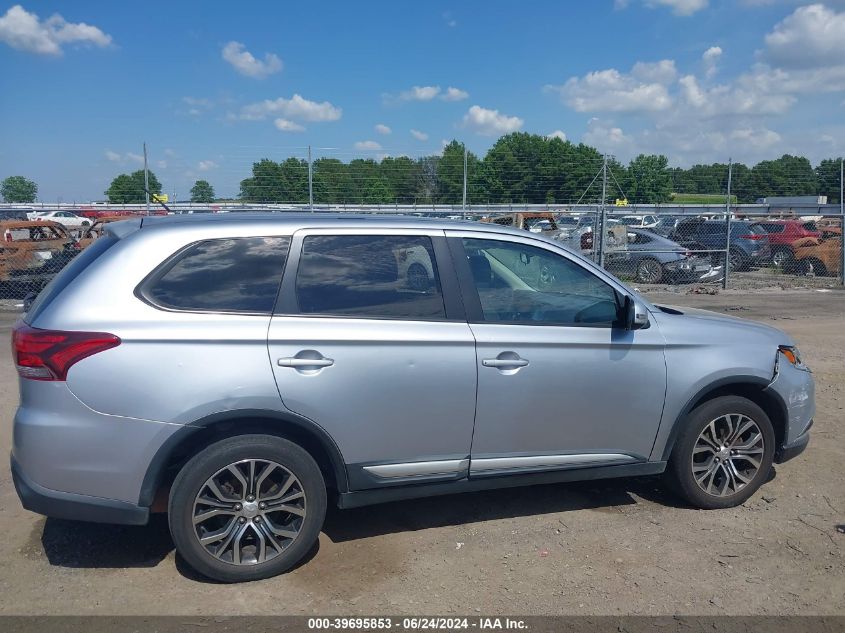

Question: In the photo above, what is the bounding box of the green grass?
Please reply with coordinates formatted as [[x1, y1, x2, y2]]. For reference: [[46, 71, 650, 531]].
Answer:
[[670, 193, 737, 204]]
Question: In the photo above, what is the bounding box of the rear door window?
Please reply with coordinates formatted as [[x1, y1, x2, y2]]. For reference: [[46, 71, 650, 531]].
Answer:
[[142, 237, 290, 314], [293, 235, 446, 320]]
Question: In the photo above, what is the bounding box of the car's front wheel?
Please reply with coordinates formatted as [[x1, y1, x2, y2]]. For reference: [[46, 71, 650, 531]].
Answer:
[[668, 396, 775, 509], [169, 434, 326, 582]]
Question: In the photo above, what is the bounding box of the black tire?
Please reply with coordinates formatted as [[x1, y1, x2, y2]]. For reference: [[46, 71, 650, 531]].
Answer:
[[635, 257, 664, 284], [169, 434, 326, 583], [728, 247, 747, 272], [799, 258, 827, 277], [667, 396, 775, 509]]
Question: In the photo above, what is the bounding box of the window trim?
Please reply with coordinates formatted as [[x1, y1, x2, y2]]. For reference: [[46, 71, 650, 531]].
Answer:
[[135, 235, 292, 316], [447, 232, 625, 329], [275, 229, 466, 323]]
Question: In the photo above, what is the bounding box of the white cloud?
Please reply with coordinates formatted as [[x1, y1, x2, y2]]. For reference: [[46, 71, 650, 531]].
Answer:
[[105, 150, 121, 162], [547, 130, 567, 141], [410, 129, 429, 141], [441, 86, 469, 101], [763, 4, 845, 69], [0, 4, 112, 55], [443, 11, 457, 27], [631, 60, 677, 84], [125, 152, 144, 165], [221, 41, 282, 79], [354, 140, 382, 151], [156, 160, 168, 169], [274, 118, 305, 132], [644, 0, 709, 16], [462, 105, 524, 136], [197, 160, 218, 171], [399, 85, 441, 101], [583, 118, 633, 152], [702, 46, 722, 78], [375, 123, 392, 135], [240, 94, 342, 122], [546, 64, 674, 113]]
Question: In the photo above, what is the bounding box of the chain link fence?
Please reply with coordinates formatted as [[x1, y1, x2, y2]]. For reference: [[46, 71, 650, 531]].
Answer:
[[0, 203, 840, 312]]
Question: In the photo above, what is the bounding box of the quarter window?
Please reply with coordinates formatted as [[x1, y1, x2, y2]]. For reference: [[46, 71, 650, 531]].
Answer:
[[462, 238, 620, 326], [144, 237, 290, 313], [294, 235, 446, 319]]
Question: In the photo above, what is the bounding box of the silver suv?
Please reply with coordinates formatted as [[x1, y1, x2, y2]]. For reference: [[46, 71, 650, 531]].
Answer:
[[10, 214, 814, 582]]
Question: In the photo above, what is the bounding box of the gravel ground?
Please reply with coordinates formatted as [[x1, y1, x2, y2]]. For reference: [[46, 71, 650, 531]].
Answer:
[[0, 289, 843, 616]]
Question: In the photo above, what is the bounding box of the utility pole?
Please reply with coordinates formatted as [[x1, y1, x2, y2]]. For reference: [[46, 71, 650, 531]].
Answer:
[[308, 145, 314, 212], [462, 147, 468, 219], [143, 142, 150, 215], [722, 158, 733, 290], [597, 154, 608, 267]]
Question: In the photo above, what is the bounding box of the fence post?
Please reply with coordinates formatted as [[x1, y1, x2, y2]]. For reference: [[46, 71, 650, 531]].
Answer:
[[597, 154, 608, 267], [840, 157, 844, 287], [722, 159, 733, 290], [307, 145, 314, 212], [462, 147, 468, 220]]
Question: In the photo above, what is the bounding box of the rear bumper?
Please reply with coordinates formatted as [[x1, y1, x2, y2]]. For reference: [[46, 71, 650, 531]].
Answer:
[[11, 455, 149, 525]]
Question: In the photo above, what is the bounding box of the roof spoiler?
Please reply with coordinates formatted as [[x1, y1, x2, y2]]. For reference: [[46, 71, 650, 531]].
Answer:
[[103, 218, 143, 240]]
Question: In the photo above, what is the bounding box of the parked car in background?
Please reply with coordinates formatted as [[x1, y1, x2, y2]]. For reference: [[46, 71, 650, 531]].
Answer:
[[561, 219, 630, 266], [651, 215, 687, 238], [792, 227, 842, 277], [484, 212, 566, 240], [752, 220, 820, 268], [669, 219, 770, 271], [76, 216, 129, 249], [11, 214, 813, 583], [0, 220, 77, 286], [605, 229, 718, 284], [617, 214, 659, 229], [27, 210, 91, 231]]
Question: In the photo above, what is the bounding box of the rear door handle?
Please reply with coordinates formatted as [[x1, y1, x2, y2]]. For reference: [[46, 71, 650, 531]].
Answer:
[[278, 356, 334, 368], [482, 357, 529, 368], [482, 359, 529, 368]]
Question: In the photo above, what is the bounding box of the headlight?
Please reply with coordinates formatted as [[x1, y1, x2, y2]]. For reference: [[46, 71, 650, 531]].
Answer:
[[779, 345, 809, 371]]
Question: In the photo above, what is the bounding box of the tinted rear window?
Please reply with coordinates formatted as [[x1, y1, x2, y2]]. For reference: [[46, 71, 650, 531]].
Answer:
[[142, 237, 290, 313], [25, 236, 117, 323], [294, 235, 446, 320]]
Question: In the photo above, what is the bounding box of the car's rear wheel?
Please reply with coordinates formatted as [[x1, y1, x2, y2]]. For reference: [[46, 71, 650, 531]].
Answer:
[[635, 257, 663, 284], [799, 258, 827, 277], [668, 396, 774, 509], [169, 434, 326, 582], [771, 247, 792, 270], [728, 247, 747, 272]]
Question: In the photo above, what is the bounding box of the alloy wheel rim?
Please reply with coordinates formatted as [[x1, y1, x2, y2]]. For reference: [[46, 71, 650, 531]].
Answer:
[[637, 259, 662, 283], [192, 459, 306, 566], [691, 414, 764, 497]]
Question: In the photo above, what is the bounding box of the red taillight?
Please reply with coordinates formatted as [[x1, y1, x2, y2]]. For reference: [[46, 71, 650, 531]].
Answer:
[[581, 232, 594, 249], [12, 322, 120, 381]]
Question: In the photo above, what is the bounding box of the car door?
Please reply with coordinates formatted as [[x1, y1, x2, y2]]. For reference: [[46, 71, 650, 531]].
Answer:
[[447, 230, 668, 476], [268, 228, 478, 490]]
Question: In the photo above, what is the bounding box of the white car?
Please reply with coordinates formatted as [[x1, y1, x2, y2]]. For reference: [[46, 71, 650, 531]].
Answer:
[[27, 210, 91, 229], [618, 214, 659, 229]]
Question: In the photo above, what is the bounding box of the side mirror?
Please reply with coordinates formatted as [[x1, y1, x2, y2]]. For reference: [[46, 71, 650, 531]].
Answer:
[[622, 296, 649, 330]]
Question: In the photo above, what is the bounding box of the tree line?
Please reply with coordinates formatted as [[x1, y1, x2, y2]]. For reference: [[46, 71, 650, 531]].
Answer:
[[237, 136, 843, 205], [2, 134, 842, 205]]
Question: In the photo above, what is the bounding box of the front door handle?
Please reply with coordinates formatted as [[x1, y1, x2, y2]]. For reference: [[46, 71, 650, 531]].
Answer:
[[277, 351, 334, 371], [278, 357, 334, 368]]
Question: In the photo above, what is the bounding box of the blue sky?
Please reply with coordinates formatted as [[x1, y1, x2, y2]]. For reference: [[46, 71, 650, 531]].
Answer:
[[1, 0, 844, 201]]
